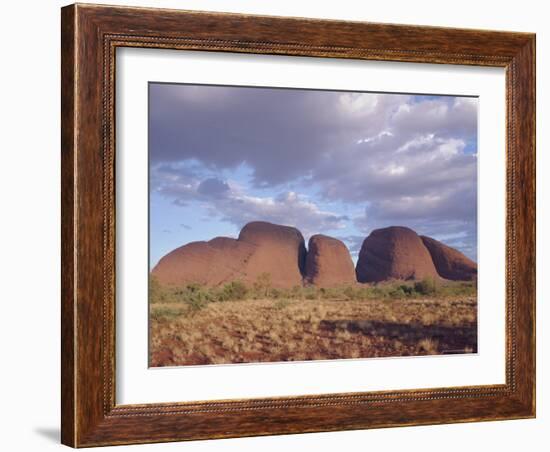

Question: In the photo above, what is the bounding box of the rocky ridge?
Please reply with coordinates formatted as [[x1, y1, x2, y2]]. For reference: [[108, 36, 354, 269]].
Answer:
[[152, 222, 477, 287]]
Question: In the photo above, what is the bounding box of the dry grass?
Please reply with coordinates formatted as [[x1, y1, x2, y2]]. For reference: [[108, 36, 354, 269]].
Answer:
[[150, 295, 477, 367]]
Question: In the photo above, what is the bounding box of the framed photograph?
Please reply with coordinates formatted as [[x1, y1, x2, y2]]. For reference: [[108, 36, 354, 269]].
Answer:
[[61, 3, 535, 447]]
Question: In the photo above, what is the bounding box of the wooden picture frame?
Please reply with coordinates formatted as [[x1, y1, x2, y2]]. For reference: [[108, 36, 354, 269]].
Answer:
[[61, 3, 535, 447]]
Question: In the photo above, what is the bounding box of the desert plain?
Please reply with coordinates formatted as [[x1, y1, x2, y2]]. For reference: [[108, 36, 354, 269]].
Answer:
[[149, 221, 477, 366]]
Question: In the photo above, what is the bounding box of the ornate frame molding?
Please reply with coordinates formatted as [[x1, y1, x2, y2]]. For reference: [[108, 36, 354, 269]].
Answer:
[[62, 4, 535, 447]]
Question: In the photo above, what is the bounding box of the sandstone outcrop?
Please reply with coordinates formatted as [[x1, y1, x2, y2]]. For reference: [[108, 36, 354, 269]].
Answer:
[[420, 235, 477, 281], [237, 221, 307, 288], [356, 226, 439, 283], [152, 237, 255, 286], [153, 222, 478, 288], [152, 221, 306, 288], [304, 234, 356, 286]]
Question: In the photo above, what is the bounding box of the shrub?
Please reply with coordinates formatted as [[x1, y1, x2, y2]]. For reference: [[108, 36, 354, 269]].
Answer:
[[343, 285, 357, 300], [369, 286, 389, 299], [388, 286, 407, 299], [179, 283, 209, 300], [269, 288, 283, 299], [399, 284, 415, 296], [302, 286, 319, 300], [150, 305, 187, 321], [414, 277, 437, 295], [179, 283, 212, 314], [290, 285, 303, 299], [437, 280, 477, 297], [185, 296, 208, 316], [340, 285, 372, 301], [149, 275, 164, 304], [149, 275, 195, 304], [253, 272, 272, 298], [220, 281, 248, 301]]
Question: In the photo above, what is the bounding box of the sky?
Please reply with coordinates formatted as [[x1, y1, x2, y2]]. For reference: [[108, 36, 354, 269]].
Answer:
[[149, 83, 478, 268]]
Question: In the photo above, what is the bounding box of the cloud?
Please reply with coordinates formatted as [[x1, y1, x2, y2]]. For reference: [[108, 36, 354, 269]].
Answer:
[[391, 97, 477, 142], [211, 191, 349, 238], [149, 84, 408, 187], [197, 178, 230, 197], [149, 84, 478, 259], [151, 164, 348, 238], [315, 134, 475, 203], [353, 183, 478, 260]]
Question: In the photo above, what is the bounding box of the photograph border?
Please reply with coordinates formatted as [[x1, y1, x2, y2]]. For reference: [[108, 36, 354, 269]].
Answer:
[[146, 80, 480, 369], [61, 3, 535, 447]]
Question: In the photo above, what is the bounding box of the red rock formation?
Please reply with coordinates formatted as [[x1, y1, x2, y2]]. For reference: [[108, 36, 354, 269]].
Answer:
[[238, 221, 307, 288], [356, 226, 439, 282], [152, 221, 306, 288], [151, 237, 255, 286], [305, 234, 356, 286], [420, 235, 477, 281], [153, 221, 476, 288]]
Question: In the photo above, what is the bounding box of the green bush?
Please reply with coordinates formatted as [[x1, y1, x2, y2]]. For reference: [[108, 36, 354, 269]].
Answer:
[[150, 305, 187, 320], [220, 281, 248, 301], [302, 286, 319, 300], [149, 271, 476, 313], [369, 286, 389, 299], [185, 296, 208, 316], [149, 275, 164, 304], [253, 272, 272, 298], [389, 286, 407, 299], [269, 288, 283, 299], [437, 280, 477, 297], [414, 277, 437, 295], [291, 285, 303, 298], [343, 285, 357, 300], [399, 284, 414, 296]]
